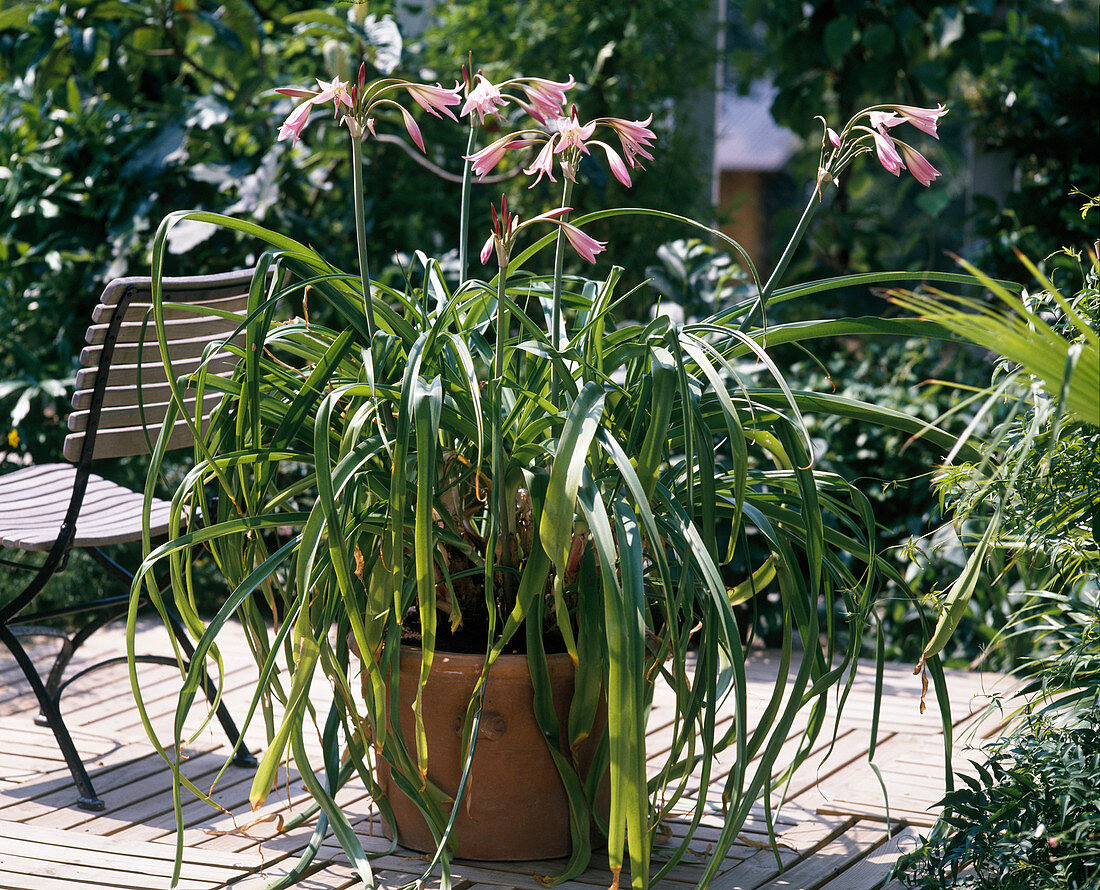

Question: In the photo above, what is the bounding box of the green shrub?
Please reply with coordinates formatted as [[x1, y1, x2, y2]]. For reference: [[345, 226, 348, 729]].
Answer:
[[899, 702, 1100, 890], [896, 221, 1100, 890]]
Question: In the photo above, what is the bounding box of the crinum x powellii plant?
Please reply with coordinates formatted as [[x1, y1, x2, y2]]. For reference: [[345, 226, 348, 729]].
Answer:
[[132, 55, 976, 890]]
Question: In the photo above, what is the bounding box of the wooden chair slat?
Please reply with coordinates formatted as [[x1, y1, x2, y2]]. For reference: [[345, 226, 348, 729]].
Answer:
[[94, 270, 256, 307], [0, 465, 174, 551], [74, 353, 238, 392], [86, 295, 250, 335], [79, 332, 245, 370], [70, 378, 235, 411], [63, 418, 201, 462], [67, 393, 223, 433]]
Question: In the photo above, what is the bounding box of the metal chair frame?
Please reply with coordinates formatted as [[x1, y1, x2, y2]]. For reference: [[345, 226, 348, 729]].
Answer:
[[0, 271, 258, 811]]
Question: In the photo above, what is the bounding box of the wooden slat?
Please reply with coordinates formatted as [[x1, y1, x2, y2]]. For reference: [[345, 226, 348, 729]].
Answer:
[[73, 353, 238, 393], [67, 393, 223, 433], [0, 821, 258, 869], [744, 821, 893, 889], [705, 816, 857, 890], [0, 835, 244, 882], [85, 297, 249, 342], [70, 378, 236, 411], [79, 332, 245, 373], [63, 416, 203, 461], [93, 271, 255, 309], [0, 464, 76, 499], [0, 851, 218, 890], [816, 826, 924, 890]]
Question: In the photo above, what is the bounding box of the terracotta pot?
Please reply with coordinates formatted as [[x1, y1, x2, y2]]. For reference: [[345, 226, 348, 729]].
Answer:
[[377, 647, 603, 861]]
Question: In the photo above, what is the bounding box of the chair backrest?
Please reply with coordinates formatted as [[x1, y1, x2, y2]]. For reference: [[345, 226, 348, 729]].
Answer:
[[63, 269, 256, 463]]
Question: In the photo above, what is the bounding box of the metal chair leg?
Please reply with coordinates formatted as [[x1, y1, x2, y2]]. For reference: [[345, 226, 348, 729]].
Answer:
[[165, 611, 258, 768], [0, 626, 105, 811], [87, 549, 257, 769]]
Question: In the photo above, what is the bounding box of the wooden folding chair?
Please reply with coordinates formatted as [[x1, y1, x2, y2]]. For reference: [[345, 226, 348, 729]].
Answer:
[[0, 269, 259, 810]]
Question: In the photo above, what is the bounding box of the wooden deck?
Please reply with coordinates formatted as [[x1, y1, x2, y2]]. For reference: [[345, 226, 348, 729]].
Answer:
[[0, 619, 1016, 890]]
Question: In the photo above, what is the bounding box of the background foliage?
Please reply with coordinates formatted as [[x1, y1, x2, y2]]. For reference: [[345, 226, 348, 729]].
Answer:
[[0, 0, 714, 467], [730, 0, 1100, 284], [898, 236, 1099, 889]]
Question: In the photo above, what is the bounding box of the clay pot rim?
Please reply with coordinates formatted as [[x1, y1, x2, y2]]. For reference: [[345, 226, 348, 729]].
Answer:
[[396, 646, 575, 679]]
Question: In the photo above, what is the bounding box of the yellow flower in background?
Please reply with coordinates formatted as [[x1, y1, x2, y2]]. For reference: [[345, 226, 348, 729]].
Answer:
[[6, 429, 18, 449]]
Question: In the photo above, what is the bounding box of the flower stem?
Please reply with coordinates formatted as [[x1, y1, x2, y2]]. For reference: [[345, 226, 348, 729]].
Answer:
[[458, 124, 476, 282], [350, 135, 377, 340], [351, 132, 396, 441], [491, 257, 514, 598], [549, 178, 574, 408], [742, 183, 823, 329]]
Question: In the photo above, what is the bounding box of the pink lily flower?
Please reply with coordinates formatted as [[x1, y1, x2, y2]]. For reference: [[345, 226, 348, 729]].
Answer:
[[398, 106, 425, 152], [461, 75, 507, 124], [896, 141, 941, 186], [826, 127, 842, 149], [558, 221, 606, 263], [516, 76, 576, 124], [892, 103, 948, 138], [479, 232, 497, 265], [553, 115, 597, 154], [523, 139, 558, 187], [871, 129, 904, 176], [602, 115, 655, 166], [868, 110, 904, 132], [402, 82, 462, 121], [466, 134, 531, 178], [276, 76, 353, 144], [277, 101, 316, 144], [591, 141, 633, 187]]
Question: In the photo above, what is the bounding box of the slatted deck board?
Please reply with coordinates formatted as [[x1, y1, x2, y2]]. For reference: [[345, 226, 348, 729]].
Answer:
[[0, 620, 1017, 890]]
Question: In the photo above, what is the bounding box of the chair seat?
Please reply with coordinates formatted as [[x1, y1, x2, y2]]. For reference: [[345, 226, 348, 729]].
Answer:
[[0, 464, 175, 551]]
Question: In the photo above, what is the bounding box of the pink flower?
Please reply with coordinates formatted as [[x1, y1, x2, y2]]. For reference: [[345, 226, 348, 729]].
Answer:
[[591, 141, 632, 187], [558, 221, 606, 263], [402, 82, 462, 121], [277, 101, 316, 144], [276, 76, 353, 144], [826, 127, 842, 149], [398, 105, 425, 152], [602, 115, 655, 166], [871, 129, 904, 176], [868, 110, 904, 132], [466, 134, 530, 178], [479, 232, 496, 265], [461, 75, 507, 124], [553, 115, 597, 154], [896, 141, 941, 186], [523, 139, 558, 187], [891, 103, 947, 139], [516, 76, 575, 123]]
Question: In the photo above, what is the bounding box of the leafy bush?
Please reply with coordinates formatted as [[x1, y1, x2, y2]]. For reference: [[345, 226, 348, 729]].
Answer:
[[899, 704, 1100, 889], [0, 2, 355, 460], [788, 337, 995, 661], [896, 227, 1100, 890]]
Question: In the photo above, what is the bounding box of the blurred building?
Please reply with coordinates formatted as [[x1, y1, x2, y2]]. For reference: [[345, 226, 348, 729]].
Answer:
[[714, 80, 800, 265]]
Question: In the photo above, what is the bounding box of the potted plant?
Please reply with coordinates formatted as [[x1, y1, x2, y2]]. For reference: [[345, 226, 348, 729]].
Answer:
[[131, 56, 976, 890]]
